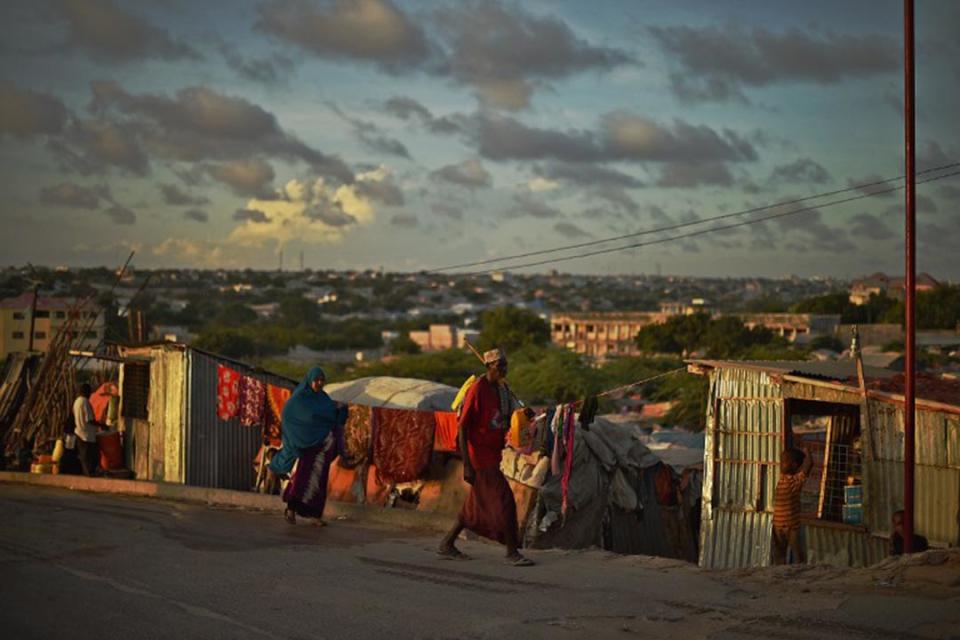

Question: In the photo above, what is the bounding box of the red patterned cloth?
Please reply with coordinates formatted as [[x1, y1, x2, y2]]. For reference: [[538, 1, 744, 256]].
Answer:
[[372, 407, 436, 483], [340, 404, 373, 469], [238, 376, 266, 427], [433, 411, 459, 452], [263, 384, 291, 446], [216, 365, 240, 421]]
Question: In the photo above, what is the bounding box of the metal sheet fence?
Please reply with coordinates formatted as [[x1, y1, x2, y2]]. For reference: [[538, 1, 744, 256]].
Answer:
[[185, 350, 296, 491]]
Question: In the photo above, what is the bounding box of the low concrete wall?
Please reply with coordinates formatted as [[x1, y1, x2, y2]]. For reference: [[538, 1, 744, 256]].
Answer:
[[0, 471, 451, 533]]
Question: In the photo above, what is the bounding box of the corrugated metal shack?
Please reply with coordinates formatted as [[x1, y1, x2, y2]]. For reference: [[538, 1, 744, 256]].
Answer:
[[118, 343, 295, 491], [689, 359, 960, 570]]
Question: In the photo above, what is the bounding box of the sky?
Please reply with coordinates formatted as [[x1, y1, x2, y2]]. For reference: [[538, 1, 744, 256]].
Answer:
[[0, 0, 958, 278]]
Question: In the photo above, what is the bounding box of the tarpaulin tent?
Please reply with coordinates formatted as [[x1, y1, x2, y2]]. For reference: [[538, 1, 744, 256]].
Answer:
[[325, 376, 456, 411]]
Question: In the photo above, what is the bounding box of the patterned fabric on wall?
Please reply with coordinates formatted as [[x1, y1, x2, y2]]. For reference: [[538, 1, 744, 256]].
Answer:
[[263, 384, 291, 446], [339, 404, 373, 469], [216, 365, 240, 421], [372, 407, 436, 483], [238, 376, 266, 427]]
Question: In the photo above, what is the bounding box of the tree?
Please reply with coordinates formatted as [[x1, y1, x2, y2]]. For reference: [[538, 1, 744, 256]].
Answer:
[[478, 306, 550, 353], [388, 334, 421, 355], [508, 347, 599, 404], [810, 335, 846, 352], [194, 328, 257, 358]]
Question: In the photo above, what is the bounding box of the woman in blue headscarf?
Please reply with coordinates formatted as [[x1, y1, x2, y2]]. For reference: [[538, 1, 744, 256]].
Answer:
[[269, 366, 347, 526]]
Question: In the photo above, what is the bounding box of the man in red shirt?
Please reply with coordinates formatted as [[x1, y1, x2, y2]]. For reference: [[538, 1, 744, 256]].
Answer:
[[438, 349, 534, 566]]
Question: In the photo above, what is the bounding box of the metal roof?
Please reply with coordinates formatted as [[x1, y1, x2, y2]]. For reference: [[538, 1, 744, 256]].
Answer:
[[688, 359, 898, 381]]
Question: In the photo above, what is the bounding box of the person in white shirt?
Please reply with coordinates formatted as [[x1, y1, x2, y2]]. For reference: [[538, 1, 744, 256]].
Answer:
[[73, 383, 103, 476]]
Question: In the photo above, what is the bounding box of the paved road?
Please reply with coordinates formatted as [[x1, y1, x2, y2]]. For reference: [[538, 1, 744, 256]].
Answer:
[[1, 484, 958, 639]]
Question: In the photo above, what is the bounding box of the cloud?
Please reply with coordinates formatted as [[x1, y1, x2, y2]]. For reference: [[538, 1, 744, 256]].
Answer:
[[917, 194, 939, 214], [390, 213, 418, 228], [256, 0, 430, 72], [512, 192, 562, 219], [383, 96, 464, 135], [471, 112, 756, 170], [153, 238, 226, 267], [847, 174, 898, 199], [554, 221, 591, 239], [431, 203, 463, 219], [227, 167, 385, 249], [939, 184, 960, 201], [39, 182, 109, 209], [52, 0, 199, 63], [917, 140, 951, 171], [534, 162, 642, 189], [848, 212, 894, 240], [183, 209, 209, 223], [769, 158, 830, 184], [86, 81, 352, 180], [430, 159, 492, 189], [650, 25, 898, 103], [434, 1, 632, 110], [775, 206, 855, 252], [527, 177, 559, 193], [591, 186, 639, 213], [207, 158, 276, 197], [159, 183, 209, 207], [354, 169, 405, 205], [233, 208, 270, 224], [326, 101, 410, 159], [0, 84, 70, 137], [47, 118, 150, 176], [218, 43, 295, 84], [104, 203, 136, 224], [657, 161, 733, 188]]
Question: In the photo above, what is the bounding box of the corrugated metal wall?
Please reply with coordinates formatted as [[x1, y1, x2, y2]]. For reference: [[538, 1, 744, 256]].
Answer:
[[185, 349, 296, 491], [863, 402, 960, 547], [700, 367, 784, 569], [803, 524, 887, 567]]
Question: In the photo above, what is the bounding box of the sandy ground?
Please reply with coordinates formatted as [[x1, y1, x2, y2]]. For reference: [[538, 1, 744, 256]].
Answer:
[[1, 483, 958, 640]]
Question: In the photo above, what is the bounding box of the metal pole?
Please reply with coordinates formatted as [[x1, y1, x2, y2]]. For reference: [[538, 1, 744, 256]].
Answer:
[[27, 284, 39, 352], [903, 0, 916, 553]]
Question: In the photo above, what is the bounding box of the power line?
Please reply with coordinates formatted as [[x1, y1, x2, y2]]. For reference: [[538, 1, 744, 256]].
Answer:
[[466, 168, 960, 275], [431, 161, 960, 273]]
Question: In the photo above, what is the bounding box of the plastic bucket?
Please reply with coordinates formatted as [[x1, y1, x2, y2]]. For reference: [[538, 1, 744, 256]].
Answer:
[[97, 431, 124, 470]]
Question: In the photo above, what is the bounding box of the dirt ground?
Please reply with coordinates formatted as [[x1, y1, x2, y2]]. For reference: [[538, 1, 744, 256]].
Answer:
[[1, 483, 958, 639]]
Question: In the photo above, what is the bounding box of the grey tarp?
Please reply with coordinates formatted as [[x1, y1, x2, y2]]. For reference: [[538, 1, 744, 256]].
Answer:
[[527, 417, 697, 560], [325, 376, 457, 411]]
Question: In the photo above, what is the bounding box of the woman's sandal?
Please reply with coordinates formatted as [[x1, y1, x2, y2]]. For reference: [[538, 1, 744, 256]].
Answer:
[[284, 508, 296, 524], [437, 546, 470, 560], [507, 554, 535, 567]]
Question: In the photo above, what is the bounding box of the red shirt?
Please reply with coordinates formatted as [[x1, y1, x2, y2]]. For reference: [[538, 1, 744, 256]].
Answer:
[[459, 376, 508, 470]]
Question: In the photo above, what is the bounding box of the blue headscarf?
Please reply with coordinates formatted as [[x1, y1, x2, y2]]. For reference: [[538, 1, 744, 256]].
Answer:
[[269, 366, 345, 475]]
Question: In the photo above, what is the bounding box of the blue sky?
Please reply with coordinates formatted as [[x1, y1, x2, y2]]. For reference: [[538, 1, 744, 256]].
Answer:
[[1, 0, 957, 278]]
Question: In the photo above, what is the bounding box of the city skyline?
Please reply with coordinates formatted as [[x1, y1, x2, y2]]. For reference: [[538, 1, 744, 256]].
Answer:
[[1, 0, 958, 278]]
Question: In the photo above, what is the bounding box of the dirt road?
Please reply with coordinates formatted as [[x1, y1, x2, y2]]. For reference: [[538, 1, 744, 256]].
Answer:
[[1, 484, 957, 639]]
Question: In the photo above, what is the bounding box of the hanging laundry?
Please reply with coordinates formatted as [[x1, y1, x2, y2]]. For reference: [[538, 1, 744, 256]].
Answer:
[[372, 407, 436, 483], [339, 404, 373, 469], [238, 376, 266, 427], [561, 403, 577, 516], [550, 404, 564, 476], [216, 365, 240, 421], [263, 384, 291, 446], [578, 395, 599, 430], [433, 411, 459, 452]]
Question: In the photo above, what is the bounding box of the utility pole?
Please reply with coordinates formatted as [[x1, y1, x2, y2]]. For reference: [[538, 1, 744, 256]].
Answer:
[[278, 250, 284, 272], [26, 284, 39, 352], [300, 250, 304, 272], [902, 0, 917, 553]]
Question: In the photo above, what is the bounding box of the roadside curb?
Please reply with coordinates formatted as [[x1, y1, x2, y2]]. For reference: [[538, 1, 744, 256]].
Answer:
[[0, 471, 452, 533]]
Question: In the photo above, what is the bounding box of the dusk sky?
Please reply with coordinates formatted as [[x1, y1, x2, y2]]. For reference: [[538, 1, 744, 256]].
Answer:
[[1, 0, 958, 278]]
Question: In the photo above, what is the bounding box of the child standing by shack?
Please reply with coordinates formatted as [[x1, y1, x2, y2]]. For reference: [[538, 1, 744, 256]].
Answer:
[[772, 446, 812, 564]]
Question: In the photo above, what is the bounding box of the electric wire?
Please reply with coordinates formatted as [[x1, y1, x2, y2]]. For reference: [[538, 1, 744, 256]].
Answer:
[[430, 161, 960, 274], [464, 168, 960, 274]]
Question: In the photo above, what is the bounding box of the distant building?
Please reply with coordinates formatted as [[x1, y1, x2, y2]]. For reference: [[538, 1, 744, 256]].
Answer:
[[659, 298, 711, 316], [738, 313, 840, 343], [849, 272, 939, 305], [408, 324, 475, 352], [550, 311, 669, 358], [0, 292, 105, 358]]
